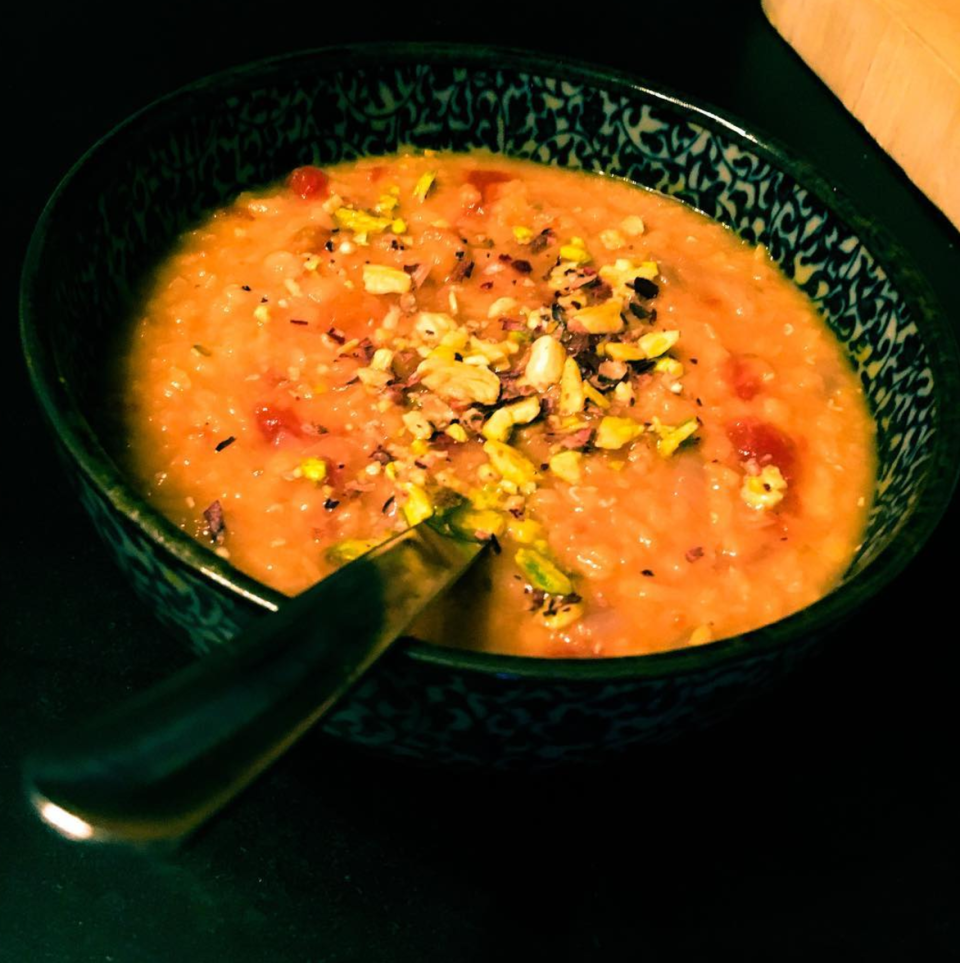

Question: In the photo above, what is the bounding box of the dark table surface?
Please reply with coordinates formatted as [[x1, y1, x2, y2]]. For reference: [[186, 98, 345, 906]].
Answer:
[[4, 3, 959, 960]]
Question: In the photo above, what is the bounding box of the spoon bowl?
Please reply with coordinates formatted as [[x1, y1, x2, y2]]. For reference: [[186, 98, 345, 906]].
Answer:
[[27, 526, 483, 844]]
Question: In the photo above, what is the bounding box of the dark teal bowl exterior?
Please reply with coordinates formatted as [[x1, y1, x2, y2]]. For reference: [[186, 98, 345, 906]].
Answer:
[[21, 45, 960, 766]]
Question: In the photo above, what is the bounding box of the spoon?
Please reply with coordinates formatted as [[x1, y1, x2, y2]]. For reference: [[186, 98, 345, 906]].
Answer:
[[25, 523, 484, 845]]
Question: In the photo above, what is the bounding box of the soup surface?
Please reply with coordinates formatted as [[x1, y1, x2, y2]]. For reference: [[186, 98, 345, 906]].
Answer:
[[122, 151, 875, 657]]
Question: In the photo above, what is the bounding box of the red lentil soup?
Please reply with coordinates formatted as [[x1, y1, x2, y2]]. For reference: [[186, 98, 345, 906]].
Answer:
[[121, 151, 875, 657]]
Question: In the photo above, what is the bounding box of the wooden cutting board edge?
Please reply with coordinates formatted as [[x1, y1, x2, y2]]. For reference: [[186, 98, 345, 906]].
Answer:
[[763, 0, 960, 231]]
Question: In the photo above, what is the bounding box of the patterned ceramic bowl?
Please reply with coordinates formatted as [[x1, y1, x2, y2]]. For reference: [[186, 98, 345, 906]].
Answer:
[[21, 45, 960, 767]]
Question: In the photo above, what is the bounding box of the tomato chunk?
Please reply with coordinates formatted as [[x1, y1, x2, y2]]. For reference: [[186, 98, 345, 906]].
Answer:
[[255, 404, 304, 444], [287, 166, 329, 199], [466, 170, 512, 203], [726, 419, 797, 481], [726, 354, 768, 401]]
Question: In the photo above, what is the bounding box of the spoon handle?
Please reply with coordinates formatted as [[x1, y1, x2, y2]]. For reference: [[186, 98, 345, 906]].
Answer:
[[26, 525, 483, 845]]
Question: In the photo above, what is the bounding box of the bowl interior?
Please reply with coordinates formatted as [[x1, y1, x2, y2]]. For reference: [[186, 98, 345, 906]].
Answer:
[[22, 47, 959, 655]]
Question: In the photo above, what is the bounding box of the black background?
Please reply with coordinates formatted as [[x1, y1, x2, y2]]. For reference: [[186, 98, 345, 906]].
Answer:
[[4, 2, 959, 960]]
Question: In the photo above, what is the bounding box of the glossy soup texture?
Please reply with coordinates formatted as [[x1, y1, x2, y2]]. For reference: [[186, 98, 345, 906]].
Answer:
[[122, 151, 875, 657]]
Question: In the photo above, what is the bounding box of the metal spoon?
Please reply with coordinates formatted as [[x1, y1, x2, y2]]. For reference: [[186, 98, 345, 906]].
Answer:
[[25, 524, 483, 845]]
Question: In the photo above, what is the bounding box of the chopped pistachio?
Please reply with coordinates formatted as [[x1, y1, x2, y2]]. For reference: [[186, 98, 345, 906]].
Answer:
[[376, 193, 399, 213], [481, 408, 517, 444], [465, 336, 517, 368], [598, 258, 658, 304], [549, 450, 583, 484], [326, 538, 384, 565], [414, 311, 457, 343], [401, 483, 434, 526], [506, 394, 543, 425], [604, 342, 646, 362], [413, 169, 438, 202], [390, 218, 407, 234], [402, 410, 434, 440], [418, 355, 502, 405], [559, 357, 586, 415], [445, 505, 506, 539], [583, 383, 611, 410], [483, 440, 541, 488], [542, 601, 584, 630], [594, 416, 643, 450], [515, 548, 574, 595], [740, 464, 787, 510], [482, 395, 541, 443], [445, 423, 468, 443], [507, 517, 545, 544], [333, 206, 392, 235], [468, 483, 507, 510], [512, 226, 534, 243], [599, 229, 626, 250], [637, 329, 680, 359], [357, 367, 392, 388], [573, 298, 624, 334], [524, 335, 567, 390], [651, 417, 699, 458], [613, 381, 636, 405], [654, 357, 684, 377], [488, 296, 519, 318], [410, 438, 429, 457], [299, 456, 328, 482], [363, 264, 413, 295], [371, 348, 395, 372], [559, 237, 591, 264], [439, 327, 471, 351]]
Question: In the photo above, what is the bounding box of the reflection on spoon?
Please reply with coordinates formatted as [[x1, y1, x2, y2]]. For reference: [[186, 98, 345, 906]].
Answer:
[[25, 523, 484, 845]]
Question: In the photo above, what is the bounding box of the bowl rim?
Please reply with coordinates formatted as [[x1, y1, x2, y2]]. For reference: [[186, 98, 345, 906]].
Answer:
[[20, 41, 960, 683]]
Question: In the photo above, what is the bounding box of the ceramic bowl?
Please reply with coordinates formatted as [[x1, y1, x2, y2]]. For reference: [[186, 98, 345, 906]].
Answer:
[[20, 44, 960, 767]]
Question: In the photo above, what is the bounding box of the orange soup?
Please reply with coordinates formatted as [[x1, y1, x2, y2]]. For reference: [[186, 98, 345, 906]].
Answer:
[[121, 151, 875, 657]]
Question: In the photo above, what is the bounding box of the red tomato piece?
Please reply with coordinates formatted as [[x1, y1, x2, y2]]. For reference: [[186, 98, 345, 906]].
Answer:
[[254, 404, 304, 444], [726, 354, 764, 400], [726, 419, 797, 481], [466, 170, 512, 203], [287, 166, 329, 199]]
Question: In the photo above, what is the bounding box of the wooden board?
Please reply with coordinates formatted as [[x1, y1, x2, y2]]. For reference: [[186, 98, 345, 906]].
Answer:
[[764, 0, 960, 229]]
